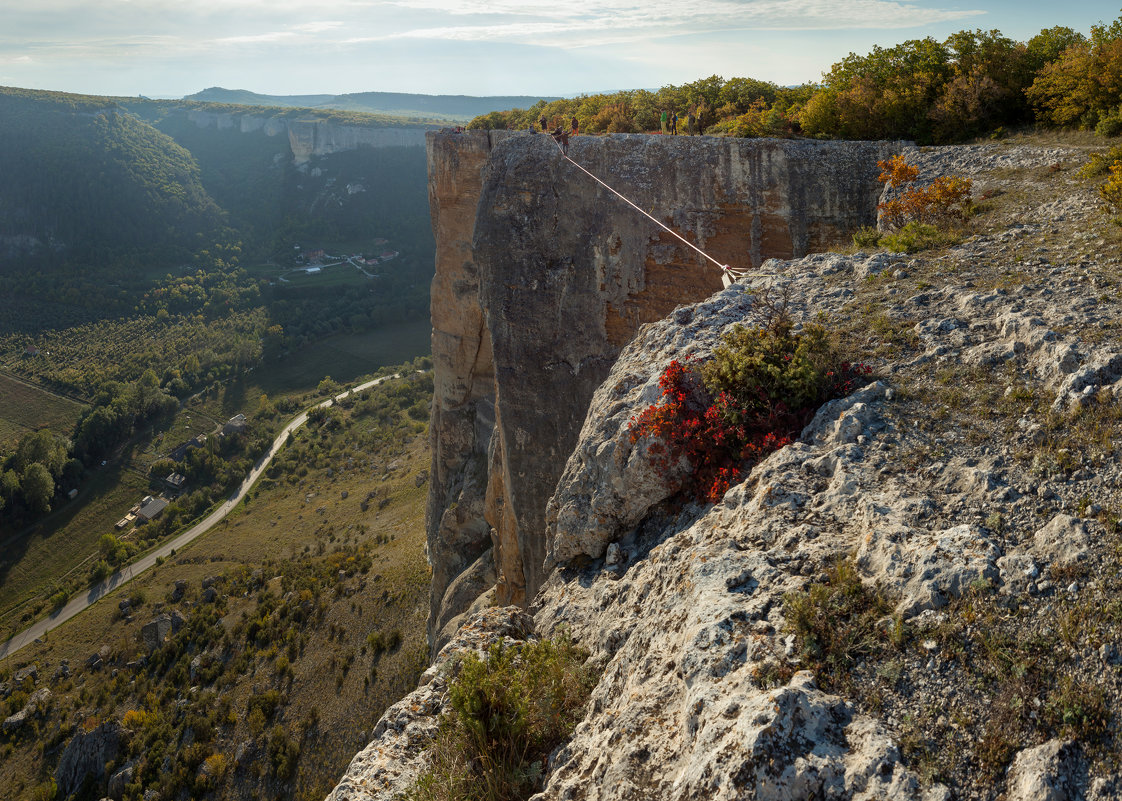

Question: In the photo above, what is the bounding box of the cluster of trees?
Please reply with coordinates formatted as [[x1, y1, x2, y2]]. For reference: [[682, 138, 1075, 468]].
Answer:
[[470, 18, 1122, 144], [0, 430, 80, 516], [469, 75, 810, 137], [72, 371, 179, 463], [0, 370, 179, 525]]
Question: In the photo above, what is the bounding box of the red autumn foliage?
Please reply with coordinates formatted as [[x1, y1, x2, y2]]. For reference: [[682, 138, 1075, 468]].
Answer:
[[628, 355, 871, 504]]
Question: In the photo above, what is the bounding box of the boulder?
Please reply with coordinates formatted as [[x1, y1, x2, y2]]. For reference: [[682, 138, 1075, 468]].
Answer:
[[55, 721, 123, 798], [108, 764, 134, 800], [2, 687, 51, 731], [140, 615, 172, 651], [1005, 740, 1081, 801], [1031, 514, 1092, 569]]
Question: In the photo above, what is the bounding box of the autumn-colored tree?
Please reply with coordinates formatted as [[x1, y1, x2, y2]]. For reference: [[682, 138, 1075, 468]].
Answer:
[[876, 156, 972, 229], [1028, 16, 1122, 128], [932, 30, 1035, 139]]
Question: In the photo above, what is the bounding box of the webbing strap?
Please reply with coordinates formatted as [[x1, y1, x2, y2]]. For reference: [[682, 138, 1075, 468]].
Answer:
[[549, 136, 748, 284]]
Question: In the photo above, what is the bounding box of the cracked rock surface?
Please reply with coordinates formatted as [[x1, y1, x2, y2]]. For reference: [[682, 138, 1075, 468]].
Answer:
[[330, 140, 1122, 800]]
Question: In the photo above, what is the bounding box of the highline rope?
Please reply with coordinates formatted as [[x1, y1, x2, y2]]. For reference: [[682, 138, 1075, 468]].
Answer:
[[549, 135, 748, 286]]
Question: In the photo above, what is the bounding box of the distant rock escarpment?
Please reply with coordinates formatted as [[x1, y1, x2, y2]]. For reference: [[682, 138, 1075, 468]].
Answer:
[[425, 130, 899, 646], [183, 109, 431, 164]]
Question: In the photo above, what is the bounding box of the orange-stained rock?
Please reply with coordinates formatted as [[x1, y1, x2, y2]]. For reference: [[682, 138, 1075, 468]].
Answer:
[[425, 130, 899, 647]]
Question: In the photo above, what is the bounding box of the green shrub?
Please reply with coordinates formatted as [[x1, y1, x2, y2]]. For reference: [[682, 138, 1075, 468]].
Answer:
[[878, 221, 957, 253], [1096, 107, 1122, 137], [702, 321, 863, 426], [852, 226, 881, 248], [1077, 144, 1122, 178], [406, 634, 597, 801], [783, 560, 900, 690]]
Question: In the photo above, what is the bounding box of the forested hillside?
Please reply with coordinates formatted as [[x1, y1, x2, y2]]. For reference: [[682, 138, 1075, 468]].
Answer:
[[0, 88, 222, 266], [0, 86, 434, 532]]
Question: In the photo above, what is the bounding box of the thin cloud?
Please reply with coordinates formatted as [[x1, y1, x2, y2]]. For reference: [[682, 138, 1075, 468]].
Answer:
[[365, 0, 986, 49]]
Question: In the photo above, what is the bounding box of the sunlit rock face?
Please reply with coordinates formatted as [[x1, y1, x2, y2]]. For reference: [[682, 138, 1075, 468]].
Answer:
[[425, 129, 897, 646]]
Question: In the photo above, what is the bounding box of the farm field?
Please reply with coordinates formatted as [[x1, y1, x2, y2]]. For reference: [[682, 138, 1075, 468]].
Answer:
[[0, 371, 87, 448]]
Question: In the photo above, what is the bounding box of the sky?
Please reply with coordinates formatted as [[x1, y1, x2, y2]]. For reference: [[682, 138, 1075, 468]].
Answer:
[[0, 1, 1116, 99]]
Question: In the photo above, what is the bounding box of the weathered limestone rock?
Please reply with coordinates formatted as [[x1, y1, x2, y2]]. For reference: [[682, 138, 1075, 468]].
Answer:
[[1031, 514, 1093, 569], [426, 131, 900, 645], [2, 687, 50, 731], [55, 721, 124, 798], [1005, 740, 1081, 801], [140, 615, 172, 651], [855, 523, 1001, 616], [108, 764, 134, 801]]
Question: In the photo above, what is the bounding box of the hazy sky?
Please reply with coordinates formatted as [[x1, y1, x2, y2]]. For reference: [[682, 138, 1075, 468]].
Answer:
[[0, 1, 1115, 98]]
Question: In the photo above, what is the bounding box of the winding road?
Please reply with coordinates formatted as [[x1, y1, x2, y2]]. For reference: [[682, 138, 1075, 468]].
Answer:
[[0, 373, 402, 661]]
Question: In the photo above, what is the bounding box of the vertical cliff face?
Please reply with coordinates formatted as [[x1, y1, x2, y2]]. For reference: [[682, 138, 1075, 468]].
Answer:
[[426, 130, 898, 646]]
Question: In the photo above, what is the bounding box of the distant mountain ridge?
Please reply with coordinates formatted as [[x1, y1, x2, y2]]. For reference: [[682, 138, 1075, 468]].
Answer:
[[185, 87, 564, 121]]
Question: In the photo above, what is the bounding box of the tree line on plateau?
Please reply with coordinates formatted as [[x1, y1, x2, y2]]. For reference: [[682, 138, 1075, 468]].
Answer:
[[470, 20, 1122, 143]]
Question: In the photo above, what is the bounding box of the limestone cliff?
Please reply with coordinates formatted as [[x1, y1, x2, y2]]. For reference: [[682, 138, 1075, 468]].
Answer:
[[184, 108, 431, 164], [330, 140, 1122, 801], [425, 130, 899, 645]]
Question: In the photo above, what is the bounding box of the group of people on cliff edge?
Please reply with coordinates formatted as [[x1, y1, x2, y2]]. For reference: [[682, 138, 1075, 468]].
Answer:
[[662, 107, 701, 135]]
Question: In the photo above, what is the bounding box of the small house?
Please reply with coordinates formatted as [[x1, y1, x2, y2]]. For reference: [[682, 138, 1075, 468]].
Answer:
[[23, 345, 40, 357], [222, 414, 247, 436], [165, 472, 187, 492], [136, 496, 168, 522]]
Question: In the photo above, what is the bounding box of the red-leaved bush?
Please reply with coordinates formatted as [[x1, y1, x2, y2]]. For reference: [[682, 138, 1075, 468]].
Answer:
[[628, 322, 871, 504]]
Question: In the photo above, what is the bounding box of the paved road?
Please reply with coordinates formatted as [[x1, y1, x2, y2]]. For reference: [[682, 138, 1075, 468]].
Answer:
[[0, 373, 401, 661]]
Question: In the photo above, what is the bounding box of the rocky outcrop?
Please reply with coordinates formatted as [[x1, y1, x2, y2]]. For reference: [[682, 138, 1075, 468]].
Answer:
[[55, 721, 124, 798], [426, 131, 899, 644], [2, 687, 50, 732], [185, 109, 431, 164], [335, 140, 1122, 801]]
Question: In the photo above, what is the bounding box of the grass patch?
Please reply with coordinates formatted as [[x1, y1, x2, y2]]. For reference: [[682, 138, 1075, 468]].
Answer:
[[405, 635, 597, 801], [0, 373, 87, 449], [878, 221, 963, 253], [783, 560, 901, 692]]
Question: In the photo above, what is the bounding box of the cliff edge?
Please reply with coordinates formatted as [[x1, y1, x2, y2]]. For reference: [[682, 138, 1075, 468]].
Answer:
[[330, 139, 1122, 800], [425, 130, 898, 647]]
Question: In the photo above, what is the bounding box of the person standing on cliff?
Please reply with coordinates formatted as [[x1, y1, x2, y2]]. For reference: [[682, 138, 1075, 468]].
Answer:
[[571, 116, 579, 136], [551, 127, 570, 155], [670, 111, 678, 135], [539, 113, 548, 132], [660, 109, 668, 133], [687, 108, 697, 135]]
